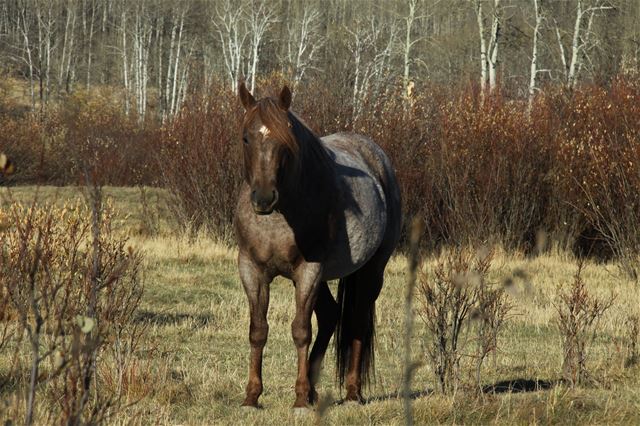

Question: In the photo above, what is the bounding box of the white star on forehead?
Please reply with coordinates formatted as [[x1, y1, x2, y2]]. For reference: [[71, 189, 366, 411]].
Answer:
[[259, 125, 270, 136]]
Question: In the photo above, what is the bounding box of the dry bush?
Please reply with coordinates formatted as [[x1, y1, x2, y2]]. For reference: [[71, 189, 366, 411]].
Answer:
[[418, 248, 510, 394], [553, 264, 615, 386], [549, 81, 640, 262], [0, 90, 159, 185], [59, 90, 161, 186], [0, 190, 144, 424], [157, 80, 243, 237], [3, 74, 640, 259], [473, 266, 512, 393]]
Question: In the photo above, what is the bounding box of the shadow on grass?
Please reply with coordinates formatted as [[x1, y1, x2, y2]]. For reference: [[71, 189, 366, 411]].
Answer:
[[482, 378, 556, 394], [0, 369, 25, 397], [335, 389, 433, 406], [333, 379, 556, 405], [134, 309, 212, 328]]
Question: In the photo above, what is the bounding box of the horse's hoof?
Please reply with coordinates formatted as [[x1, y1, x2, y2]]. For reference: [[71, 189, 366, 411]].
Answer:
[[240, 405, 260, 412], [343, 395, 365, 406], [293, 406, 313, 416], [309, 389, 319, 405]]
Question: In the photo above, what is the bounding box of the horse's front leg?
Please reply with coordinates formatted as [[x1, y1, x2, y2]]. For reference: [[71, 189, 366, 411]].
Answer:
[[291, 262, 322, 409], [239, 252, 272, 408]]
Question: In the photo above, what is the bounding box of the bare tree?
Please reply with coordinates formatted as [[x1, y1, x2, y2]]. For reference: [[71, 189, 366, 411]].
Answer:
[[401, 0, 438, 98], [212, 0, 248, 90], [474, 0, 502, 97], [528, 0, 544, 114], [119, 4, 130, 114], [169, 7, 186, 118], [59, 0, 78, 93], [34, 1, 55, 106], [246, 0, 276, 92], [130, 2, 153, 120], [285, 5, 324, 91], [554, 0, 614, 89], [345, 17, 398, 122], [82, 0, 97, 90], [17, 1, 36, 110]]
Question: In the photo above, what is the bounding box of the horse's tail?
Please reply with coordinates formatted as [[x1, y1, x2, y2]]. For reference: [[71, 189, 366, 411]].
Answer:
[[335, 272, 376, 389]]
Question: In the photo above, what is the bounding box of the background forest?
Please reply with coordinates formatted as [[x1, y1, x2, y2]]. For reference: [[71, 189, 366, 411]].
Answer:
[[0, 0, 639, 115]]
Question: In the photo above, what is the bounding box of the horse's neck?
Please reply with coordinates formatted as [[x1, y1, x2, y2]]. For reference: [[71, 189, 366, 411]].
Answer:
[[282, 121, 337, 214], [299, 129, 335, 189]]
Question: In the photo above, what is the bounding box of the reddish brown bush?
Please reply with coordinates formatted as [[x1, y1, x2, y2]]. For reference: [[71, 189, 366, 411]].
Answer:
[[157, 81, 243, 237], [0, 89, 159, 186], [3, 76, 640, 259]]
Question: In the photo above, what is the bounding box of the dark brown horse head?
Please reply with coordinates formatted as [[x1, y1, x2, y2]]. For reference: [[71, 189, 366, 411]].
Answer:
[[238, 82, 297, 215]]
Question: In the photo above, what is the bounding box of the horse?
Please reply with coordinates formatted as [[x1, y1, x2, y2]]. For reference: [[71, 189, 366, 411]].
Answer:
[[0, 153, 14, 176], [234, 82, 401, 411]]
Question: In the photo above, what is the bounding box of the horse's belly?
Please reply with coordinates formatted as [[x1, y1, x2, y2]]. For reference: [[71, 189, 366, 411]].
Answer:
[[321, 170, 387, 281]]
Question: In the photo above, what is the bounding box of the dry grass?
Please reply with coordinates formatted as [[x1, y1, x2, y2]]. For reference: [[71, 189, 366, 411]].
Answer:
[[1, 186, 639, 424]]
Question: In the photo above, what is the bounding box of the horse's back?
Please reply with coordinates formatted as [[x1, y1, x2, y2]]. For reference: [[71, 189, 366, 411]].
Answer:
[[319, 133, 401, 280]]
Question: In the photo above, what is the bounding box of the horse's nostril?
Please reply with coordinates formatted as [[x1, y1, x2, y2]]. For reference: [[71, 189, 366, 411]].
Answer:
[[251, 188, 277, 212]]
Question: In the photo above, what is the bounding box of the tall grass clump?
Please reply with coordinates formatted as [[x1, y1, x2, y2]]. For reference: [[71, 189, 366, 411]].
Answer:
[[553, 264, 615, 386], [0, 192, 145, 424], [418, 248, 510, 394]]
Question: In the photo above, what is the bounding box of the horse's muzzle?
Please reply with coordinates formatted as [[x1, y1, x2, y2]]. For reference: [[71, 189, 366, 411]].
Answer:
[[251, 188, 279, 215]]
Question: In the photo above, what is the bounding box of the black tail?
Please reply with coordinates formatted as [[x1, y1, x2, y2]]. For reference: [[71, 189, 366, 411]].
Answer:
[[335, 272, 376, 389]]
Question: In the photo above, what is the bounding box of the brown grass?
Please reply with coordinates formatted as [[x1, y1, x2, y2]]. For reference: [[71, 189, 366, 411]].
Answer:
[[1, 186, 638, 424]]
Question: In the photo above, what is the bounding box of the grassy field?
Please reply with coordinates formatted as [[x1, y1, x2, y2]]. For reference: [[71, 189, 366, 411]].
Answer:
[[1, 186, 640, 425]]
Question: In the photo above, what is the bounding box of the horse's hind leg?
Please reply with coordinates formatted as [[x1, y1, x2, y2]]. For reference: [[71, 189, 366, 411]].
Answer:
[[344, 264, 385, 402], [308, 281, 338, 403]]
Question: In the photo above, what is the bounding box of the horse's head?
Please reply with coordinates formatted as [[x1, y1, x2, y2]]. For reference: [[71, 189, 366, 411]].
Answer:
[[238, 82, 296, 215]]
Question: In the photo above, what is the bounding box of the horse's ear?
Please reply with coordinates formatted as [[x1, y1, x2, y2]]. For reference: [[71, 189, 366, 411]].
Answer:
[[278, 86, 292, 111], [238, 81, 256, 110]]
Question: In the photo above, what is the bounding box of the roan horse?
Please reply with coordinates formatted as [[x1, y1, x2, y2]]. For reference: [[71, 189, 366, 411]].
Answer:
[[235, 82, 401, 411]]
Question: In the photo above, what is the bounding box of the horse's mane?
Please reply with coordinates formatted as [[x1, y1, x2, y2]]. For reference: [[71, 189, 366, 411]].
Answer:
[[243, 97, 298, 155], [243, 97, 332, 171]]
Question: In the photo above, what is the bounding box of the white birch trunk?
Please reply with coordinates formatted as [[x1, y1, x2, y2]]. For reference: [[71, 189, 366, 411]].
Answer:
[[121, 9, 129, 115], [19, 9, 36, 110], [528, 0, 543, 115], [567, 0, 584, 89], [475, 0, 488, 96], [170, 12, 184, 117], [403, 0, 417, 92], [488, 0, 501, 92]]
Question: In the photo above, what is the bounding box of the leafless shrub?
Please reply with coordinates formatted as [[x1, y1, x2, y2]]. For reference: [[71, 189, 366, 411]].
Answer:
[[472, 266, 512, 393], [157, 80, 242, 238], [579, 163, 640, 280], [553, 264, 615, 386], [0, 190, 144, 424], [418, 248, 510, 395]]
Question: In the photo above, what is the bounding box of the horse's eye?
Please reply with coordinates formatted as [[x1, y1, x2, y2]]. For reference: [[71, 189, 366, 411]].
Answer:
[[243, 137, 249, 145]]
